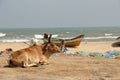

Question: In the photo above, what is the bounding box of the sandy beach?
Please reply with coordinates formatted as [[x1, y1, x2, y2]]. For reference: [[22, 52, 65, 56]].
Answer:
[[1, 0, 120, 79], [0, 41, 120, 80], [0, 41, 119, 53], [70, 41, 120, 53]]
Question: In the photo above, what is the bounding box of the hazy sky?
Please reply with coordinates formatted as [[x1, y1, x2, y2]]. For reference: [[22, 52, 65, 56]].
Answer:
[[0, 0, 120, 28]]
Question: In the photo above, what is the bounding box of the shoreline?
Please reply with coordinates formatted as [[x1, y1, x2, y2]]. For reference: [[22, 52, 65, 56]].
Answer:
[[0, 41, 119, 53]]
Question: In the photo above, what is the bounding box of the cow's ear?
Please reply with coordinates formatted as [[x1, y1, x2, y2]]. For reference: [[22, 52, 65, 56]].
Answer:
[[48, 34, 52, 43]]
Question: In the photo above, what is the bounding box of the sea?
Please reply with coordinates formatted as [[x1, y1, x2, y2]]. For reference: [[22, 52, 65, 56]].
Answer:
[[0, 27, 120, 42]]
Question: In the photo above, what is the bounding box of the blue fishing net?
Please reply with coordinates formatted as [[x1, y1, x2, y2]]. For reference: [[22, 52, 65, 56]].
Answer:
[[104, 50, 120, 58]]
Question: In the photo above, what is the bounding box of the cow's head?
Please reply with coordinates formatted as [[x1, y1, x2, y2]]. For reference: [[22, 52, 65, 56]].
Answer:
[[42, 34, 60, 55]]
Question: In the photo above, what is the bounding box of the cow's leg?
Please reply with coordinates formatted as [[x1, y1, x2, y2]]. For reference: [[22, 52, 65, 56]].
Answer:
[[21, 55, 39, 68], [42, 61, 49, 65], [27, 63, 39, 67], [22, 61, 28, 68], [22, 61, 39, 68], [39, 59, 49, 65]]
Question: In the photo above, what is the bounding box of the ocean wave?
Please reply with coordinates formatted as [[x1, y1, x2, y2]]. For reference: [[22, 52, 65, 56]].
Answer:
[[104, 33, 112, 36], [0, 32, 6, 37], [34, 34, 43, 38], [66, 32, 70, 33], [34, 34, 58, 38], [52, 34, 58, 38], [84, 36, 119, 40], [0, 39, 29, 42], [0, 36, 118, 42], [0, 38, 44, 42]]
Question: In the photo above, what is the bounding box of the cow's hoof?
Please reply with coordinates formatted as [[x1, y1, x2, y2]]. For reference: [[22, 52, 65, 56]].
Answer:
[[43, 63, 49, 65], [22, 66, 27, 68], [40, 62, 49, 65], [40, 62, 44, 65], [33, 64, 39, 67]]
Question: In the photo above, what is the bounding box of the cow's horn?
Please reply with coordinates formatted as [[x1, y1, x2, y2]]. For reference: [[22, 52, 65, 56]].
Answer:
[[48, 34, 52, 43]]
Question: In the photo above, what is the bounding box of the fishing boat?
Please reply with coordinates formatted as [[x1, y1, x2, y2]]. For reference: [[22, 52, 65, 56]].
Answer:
[[116, 36, 120, 40], [112, 36, 120, 47], [52, 34, 84, 47]]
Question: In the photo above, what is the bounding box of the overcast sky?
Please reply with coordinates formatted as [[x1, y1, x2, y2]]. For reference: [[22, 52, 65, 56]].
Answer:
[[0, 0, 120, 28]]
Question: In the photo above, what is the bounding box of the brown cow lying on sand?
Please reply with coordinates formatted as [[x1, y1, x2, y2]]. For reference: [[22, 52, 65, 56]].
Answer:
[[8, 34, 61, 68]]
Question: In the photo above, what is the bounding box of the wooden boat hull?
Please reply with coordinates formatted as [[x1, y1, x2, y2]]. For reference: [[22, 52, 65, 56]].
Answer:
[[52, 35, 84, 47], [112, 36, 120, 47], [112, 41, 120, 47]]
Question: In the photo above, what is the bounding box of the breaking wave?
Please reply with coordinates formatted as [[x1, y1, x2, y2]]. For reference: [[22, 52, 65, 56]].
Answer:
[[34, 34, 58, 39], [84, 36, 119, 40], [0, 32, 6, 37]]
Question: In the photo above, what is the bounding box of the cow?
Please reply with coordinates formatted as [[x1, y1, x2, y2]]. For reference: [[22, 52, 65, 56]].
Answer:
[[8, 34, 61, 68]]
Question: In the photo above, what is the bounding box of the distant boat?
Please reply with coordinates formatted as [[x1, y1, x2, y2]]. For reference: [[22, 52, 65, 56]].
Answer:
[[112, 36, 120, 47], [116, 36, 120, 40], [52, 34, 84, 47], [0, 32, 6, 37]]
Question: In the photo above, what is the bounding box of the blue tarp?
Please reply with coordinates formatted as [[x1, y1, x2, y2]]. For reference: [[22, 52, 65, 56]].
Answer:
[[104, 50, 120, 58]]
